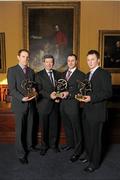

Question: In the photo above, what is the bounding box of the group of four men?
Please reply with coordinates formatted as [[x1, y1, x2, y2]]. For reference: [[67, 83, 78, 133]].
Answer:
[[7, 49, 112, 173]]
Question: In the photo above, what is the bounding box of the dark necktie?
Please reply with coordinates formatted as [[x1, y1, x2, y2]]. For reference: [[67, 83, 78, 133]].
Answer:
[[66, 70, 72, 81], [49, 71, 54, 85]]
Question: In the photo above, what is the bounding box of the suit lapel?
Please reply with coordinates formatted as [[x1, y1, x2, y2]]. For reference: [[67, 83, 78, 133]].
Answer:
[[67, 68, 78, 82], [26, 67, 33, 80], [43, 69, 54, 87], [87, 72, 90, 80], [16, 64, 33, 80], [63, 71, 67, 79], [53, 70, 59, 81], [90, 67, 101, 81], [16, 64, 26, 79]]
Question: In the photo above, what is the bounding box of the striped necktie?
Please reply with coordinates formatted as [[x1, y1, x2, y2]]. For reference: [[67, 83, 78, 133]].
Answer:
[[66, 70, 72, 81], [48, 71, 54, 85]]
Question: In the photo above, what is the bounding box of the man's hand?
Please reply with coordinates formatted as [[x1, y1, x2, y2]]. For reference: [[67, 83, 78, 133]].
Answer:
[[60, 91, 69, 99], [50, 91, 57, 100], [55, 99, 60, 103], [22, 96, 30, 102], [80, 95, 91, 103], [22, 95, 36, 102], [32, 88, 36, 92]]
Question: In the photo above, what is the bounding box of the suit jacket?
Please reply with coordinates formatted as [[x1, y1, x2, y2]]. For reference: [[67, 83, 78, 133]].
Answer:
[[7, 64, 35, 113], [60, 68, 85, 112], [84, 67, 112, 122], [35, 69, 61, 113]]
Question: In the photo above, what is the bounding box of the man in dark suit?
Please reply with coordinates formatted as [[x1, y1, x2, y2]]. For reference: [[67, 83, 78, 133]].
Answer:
[[7, 49, 37, 164], [60, 54, 85, 155], [71, 50, 112, 172], [35, 55, 61, 155]]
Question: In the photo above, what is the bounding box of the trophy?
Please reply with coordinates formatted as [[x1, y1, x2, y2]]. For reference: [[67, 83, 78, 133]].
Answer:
[[21, 79, 37, 99], [55, 79, 68, 98], [75, 79, 92, 101]]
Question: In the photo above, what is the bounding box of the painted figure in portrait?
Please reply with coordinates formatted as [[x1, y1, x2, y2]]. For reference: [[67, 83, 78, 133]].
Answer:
[[29, 9, 73, 72]]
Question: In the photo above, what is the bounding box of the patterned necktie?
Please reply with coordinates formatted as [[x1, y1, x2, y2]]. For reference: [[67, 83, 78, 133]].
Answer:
[[66, 70, 72, 81], [23, 67, 27, 74]]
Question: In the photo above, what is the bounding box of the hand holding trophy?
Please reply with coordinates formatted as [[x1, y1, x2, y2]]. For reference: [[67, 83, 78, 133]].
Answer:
[[75, 79, 92, 102], [21, 79, 38, 101]]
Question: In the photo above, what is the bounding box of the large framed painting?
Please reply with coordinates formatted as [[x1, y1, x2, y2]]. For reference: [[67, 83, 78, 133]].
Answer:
[[99, 30, 120, 73], [22, 2, 80, 72], [0, 32, 6, 73]]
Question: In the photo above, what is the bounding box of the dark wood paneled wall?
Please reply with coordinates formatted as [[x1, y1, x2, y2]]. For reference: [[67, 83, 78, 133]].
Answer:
[[0, 102, 120, 144], [0, 84, 120, 144], [0, 103, 15, 143], [0, 103, 67, 144]]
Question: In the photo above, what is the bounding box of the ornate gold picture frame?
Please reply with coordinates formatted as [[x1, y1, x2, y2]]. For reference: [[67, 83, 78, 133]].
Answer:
[[0, 32, 6, 73], [99, 30, 120, 73]]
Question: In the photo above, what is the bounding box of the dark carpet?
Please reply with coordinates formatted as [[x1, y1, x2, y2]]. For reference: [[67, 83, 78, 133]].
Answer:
[[0, 144, 120, 180]]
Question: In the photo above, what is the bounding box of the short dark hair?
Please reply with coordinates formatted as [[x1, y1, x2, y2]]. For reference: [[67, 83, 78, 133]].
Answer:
[[87, 50, 100, 59], [43, 54, 55, 63], [18, 49, 30, 56], [67, 53, 77, 60]]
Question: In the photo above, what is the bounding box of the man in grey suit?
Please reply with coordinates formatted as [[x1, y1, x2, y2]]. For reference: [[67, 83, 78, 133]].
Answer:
[[7, 49, 37, 164], [35, 55, 61, 155], [71, 50, 112, 172], [60, 54, 85, 154]]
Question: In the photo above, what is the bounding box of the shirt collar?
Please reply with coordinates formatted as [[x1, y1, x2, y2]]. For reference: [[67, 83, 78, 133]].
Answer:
[[19, 63, 27, 70], [45, 69, 53, 73], [90, 66, 99, 74], [68, 67, 76, 73]]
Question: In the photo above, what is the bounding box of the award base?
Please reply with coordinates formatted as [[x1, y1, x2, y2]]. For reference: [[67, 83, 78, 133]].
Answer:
[[75, 94, 86, 101], [56, 92, 61, 98], [27, 91, 38, 99], [54, 92, 61, 103]]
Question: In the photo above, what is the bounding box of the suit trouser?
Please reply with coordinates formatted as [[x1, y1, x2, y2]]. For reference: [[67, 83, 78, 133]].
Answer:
[[60, 101, 82, 149], [15, 105, 34, 158], [38, 106, 59, 149], [83, 114, 103, 168]]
